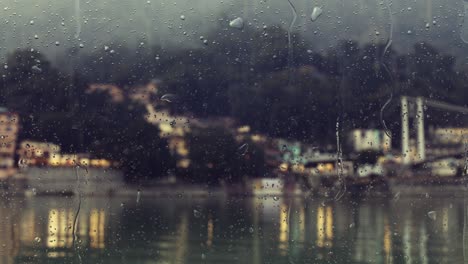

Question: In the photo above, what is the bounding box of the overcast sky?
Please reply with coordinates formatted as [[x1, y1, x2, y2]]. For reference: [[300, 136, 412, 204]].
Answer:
[[0, 0, 467, 65]]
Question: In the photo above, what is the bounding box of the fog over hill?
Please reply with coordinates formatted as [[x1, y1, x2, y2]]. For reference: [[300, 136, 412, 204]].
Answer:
[[1, 0, 468, 67]]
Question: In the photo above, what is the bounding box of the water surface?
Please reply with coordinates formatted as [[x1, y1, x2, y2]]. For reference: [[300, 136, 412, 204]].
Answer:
[[0, 192, 466, 263]]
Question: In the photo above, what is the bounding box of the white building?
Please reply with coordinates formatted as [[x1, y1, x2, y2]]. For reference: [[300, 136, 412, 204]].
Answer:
[[350, 129, 392, 153]]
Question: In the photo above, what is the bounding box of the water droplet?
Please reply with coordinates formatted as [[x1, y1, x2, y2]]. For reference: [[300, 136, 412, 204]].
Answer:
[[273, 196, 279, 201], [193, 209, 201, 218], [201, 253, 206, 260], [310, 6, 323, 21], [425, 193, 429, 198], [34, 34, 39, 39], [407, 30, 412, 35], [203, 39, 208, 45], [34, 237, 41, 243], [110, 49, 115, 54], [180, 15, 185, 20], [249, 227, 254, 233], [393, 191, 400, 201], [307, 49, 312, 54], [229, 17, 244, 29], [146, 0, 151, 4], [18, 159, 28, 169], [79, 43, 84, 48], [136, 190, 141, 204], [428, 211, 436, 220], [31, 65, 42, 73], [120, 202, 125, 207], [29, 20, 34, 25], [349, 223, 355, 228], [425, 23, 430, 29], [3, 65, 7, 69], [160, 93, 177, 103], [104, 45, 109, 51], [375, 31, 380, 36], [237, 143, 249, 156], [55, 41, 60, 46]]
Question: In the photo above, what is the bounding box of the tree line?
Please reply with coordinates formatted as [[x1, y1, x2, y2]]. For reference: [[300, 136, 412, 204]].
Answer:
[[0, 23, 466, 182]]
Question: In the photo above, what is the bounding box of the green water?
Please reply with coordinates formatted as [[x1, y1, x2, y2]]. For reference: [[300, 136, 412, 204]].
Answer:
[[0, 193, 466, 264]]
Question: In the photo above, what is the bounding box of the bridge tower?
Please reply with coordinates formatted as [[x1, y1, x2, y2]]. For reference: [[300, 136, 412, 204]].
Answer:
[[401, 96, 425, 164]]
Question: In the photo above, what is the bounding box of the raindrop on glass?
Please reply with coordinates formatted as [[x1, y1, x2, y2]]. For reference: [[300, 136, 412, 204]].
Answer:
[[34, 34, 39, 39], [193, 209, 201, 218], [229, 17, 244, 29], [249, 227, 254, 233], [273, 196, 279, 201], [180, 15, 185, 20], [136, 190, 141, 204], [18, 159, 28, 169], [34, 237, 41, 243], [55, 41, 60, 46], [79, 43, 84, 48], [29, 20, 34, 25], [160, 94, 177, 103], [428, 211, 436, 220], [237, 143, 249, 156], [31, 65, 42, 73], [310, 6, 323, 21]]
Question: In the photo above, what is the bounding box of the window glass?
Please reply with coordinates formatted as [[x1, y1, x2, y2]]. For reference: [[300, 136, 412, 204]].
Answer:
[[0, 0, 467, 263]]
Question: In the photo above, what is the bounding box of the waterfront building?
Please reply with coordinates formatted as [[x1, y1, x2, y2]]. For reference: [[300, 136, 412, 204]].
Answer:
[[349, 129, 392, 153], [0, 108, 19, 179]]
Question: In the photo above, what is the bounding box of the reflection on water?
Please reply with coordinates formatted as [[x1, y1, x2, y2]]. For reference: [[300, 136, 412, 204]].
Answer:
[[0, 193, 467, 263]]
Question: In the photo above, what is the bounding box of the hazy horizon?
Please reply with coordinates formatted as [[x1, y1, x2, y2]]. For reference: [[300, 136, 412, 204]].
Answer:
[[1, 0, 468, 67]]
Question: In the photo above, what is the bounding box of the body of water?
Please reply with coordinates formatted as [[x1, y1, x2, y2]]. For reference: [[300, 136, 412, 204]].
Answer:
[[0, 192, 466, 263]]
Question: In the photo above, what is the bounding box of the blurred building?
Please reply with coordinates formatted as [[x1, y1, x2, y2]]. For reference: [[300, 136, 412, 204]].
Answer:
[[17, 141, 113, 169], [349, 129, 392, 153], [0, 108, 19, 179], [87, 84, 124, 103], [430, 127, 468, 145], [17, 141, 60, 167]]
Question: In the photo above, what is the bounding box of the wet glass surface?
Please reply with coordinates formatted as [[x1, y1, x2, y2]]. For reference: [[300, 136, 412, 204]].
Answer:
[[1, 192, 465, 264]]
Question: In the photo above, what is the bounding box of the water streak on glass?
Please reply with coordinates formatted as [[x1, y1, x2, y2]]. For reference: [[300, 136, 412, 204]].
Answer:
[[380, 0, 395, 139]]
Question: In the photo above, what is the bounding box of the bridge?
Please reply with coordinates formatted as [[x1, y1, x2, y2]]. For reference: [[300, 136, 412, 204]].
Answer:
[[400, 96, 468, 165]]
